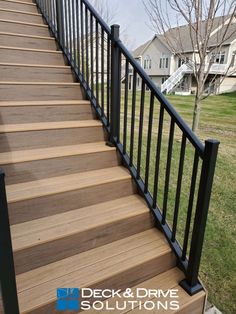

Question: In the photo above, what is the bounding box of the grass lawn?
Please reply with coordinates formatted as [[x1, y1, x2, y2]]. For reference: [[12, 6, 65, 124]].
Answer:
[[117, 90, 235, 313], [166, 92, 236, 314]]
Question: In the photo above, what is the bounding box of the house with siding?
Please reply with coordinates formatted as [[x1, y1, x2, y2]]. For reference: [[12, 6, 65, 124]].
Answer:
[[131, 15, 236, 94]]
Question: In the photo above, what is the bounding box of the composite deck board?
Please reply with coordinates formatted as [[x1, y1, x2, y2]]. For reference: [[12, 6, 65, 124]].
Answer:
[[0, 32, 57, 49], [0, 0, 38, 13], [0, 9, 43, 24], [0, 20, 50, 36], [0, 47, 65, 65], [6, 166, 131, 203], [0, 142, 115, 164], [0, 64, 74, 82]]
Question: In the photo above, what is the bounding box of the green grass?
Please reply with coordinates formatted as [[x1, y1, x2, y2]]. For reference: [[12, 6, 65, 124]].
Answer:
[[118, 90, 236, 313]]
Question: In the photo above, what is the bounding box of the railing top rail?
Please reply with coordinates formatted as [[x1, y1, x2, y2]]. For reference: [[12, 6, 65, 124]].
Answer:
[[117, 41, 205, 157]]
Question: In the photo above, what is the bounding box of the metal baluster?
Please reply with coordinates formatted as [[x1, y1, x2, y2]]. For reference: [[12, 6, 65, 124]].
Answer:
[[153, 105, 164, 208], [123, 59, 129, 154], [144, 91, 154, 193], [172, 134, 186, 241], [136, 80, 145, 177], [130, 70, 137, 165], [182, 151, 199, 260], [162, 118, 175, 224]]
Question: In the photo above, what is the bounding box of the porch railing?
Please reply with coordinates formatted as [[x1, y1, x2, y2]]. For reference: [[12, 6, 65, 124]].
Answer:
[[36, 0, 219, 296], [0, 0, 208, 303]]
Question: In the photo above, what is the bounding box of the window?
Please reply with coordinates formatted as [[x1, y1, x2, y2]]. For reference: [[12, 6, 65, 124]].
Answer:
[[159, 56, 169, 69], [144, 55, 152, 69], [212, 51, 225, 64]]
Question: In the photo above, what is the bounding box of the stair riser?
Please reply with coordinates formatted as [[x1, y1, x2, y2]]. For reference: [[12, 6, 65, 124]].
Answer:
[[17, 0, 34, 3], [26, 251, 175, 314], [0, 11, 44, 24], [0, 85, 83, 101], [14, 212, 154, 274], [0, 105, 95, 124], [0, 20, 49, 36], [3, 151, 120, 184], [0, 1, 38, 13], [176, 295, 206, 314], [0, 49, 65, 65], [0, 65, 73, 83], [9, 179, 136, 224], [0, 127, 105, 152], [0, 34, 57, 50]]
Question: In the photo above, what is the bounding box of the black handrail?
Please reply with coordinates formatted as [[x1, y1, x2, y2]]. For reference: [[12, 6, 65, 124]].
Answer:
[[0, 171, 19, 314], [36, 0, 220, 296]]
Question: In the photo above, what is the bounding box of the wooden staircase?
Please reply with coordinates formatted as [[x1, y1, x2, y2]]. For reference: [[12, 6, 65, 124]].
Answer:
[[0, 1, 206, 313]]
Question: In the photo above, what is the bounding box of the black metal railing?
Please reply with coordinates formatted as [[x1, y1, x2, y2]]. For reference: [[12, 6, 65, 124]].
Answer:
[[0, 171, 19, 314], [35, 0, 219, 296]]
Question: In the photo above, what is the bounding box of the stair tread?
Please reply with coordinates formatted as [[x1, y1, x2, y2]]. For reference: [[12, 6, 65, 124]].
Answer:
[[16, 229, 171, 312], [0, 141, 114, 164], [6, 166, 131, 203], [0, 120, 102, 133], [0, 31, 54, 40], [0, 45, 62, 53], [0, 7, 41, 15], [0, 99, 90, 106], [3, 0, 36, 6], [0, 62, 70, 68], [0, 16, 46, 25], [0, 82, 79, 85], [11, 195, 148, 251], [95, 267, 205, 314]]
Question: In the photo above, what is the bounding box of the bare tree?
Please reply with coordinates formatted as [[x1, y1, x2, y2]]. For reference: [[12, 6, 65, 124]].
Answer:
[[143, 0, 236, 132], [90, 0, 118, 25]]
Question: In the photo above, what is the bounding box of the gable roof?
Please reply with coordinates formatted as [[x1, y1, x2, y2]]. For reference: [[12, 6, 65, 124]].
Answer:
[[133, 38, 153, 58], [133, 15, 236, 55]]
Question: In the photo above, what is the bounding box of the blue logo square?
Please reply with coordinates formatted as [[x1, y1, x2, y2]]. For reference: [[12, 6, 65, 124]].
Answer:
[[68, 300, 80, 311], [56, 288, 80, 311], [57, 299, 67, 311]]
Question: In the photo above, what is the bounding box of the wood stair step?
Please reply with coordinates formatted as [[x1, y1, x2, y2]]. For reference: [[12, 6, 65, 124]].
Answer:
[[7, 166, 136, 224], [0, 19, 48, 35], [0, 0, 38, 13], [0, 9, 43, 25], [0, 142, 120, 184], [0, 120, 101, 133], [12, 195, 154, 273], [0, 102, 94, 124], [0, 46, 65, 65], [0, 64, 74, 83], [0, 120, 105, 153], [0, 99, 90, 106], [93, 267, 205, 314], [0, 32, 57, 50], [13, 0, 34, 3], [16, 229, 175, 314], [0, 82, 83, 101], [6, 166, 130, 203]]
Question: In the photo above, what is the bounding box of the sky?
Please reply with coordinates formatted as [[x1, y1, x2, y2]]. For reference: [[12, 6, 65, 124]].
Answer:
[[107, 0, 154, 50]]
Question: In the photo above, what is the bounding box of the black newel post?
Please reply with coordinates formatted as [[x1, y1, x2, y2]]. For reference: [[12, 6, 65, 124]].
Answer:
[[109, 24, 121, 144], [0, 171, 19, 314], [180, 139, 220, 295], [56, 0, 64, 47]]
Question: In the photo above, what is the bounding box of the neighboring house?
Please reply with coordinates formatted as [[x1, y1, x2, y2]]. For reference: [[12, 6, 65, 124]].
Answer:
[[130, 15, 236, 95]]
